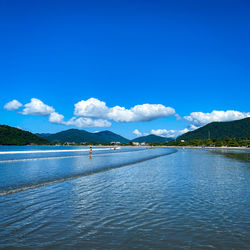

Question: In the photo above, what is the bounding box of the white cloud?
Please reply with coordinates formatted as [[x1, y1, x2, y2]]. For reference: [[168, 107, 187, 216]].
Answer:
[[49, 111, 111, 128], [74, 98, 176, 122], [4, 100, 22, 110], [151, 129, 184, 138], [49, 112, 65, 124], [133, 129, 142, 137], [108, 106, 135, 122], [109, 103, 176, 122], [22, 98, 55, 115], [150, 124, 198, 138], [66, 117, 111, 128], [74, 98, 109, 118], [4, 97, 113, 128], [129, 104, 175, 122], [184, 110, 250, 126]]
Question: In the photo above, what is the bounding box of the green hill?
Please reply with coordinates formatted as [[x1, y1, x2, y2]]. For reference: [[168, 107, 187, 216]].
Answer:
[[41, 129, 168, 144], [45, 129, 98, 143], [94, 130, 129, 143], [132, 134, 171, 143], [36, 133, 52, 138], [44, 129, 129, 144], [178, 117, 250, 141], [0, 125, 49, 145]]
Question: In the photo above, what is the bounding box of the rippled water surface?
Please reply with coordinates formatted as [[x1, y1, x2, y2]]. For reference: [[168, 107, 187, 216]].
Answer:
[[0, 147, 249, 249]]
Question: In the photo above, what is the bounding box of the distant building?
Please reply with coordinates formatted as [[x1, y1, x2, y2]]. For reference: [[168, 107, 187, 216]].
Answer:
[[111, 142, 121, 145], [132, 142, 140, 146], [64, 142, 76, 145]]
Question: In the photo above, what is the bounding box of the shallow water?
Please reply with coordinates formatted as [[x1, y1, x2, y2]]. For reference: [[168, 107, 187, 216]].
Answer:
[[0, 147, 249, 249], [0, 147, 174, 195], [209, 148, 250, 163]]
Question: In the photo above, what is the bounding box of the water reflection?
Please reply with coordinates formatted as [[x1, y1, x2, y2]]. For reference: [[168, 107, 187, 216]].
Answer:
[[209, 148, 250, 163], [224, 152, 250, 162]]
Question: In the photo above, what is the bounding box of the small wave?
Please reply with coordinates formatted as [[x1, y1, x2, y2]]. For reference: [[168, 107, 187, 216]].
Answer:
[[0, 149, 177, 196], [0, 147, 117, 155], [0, 148, 148, 163], [0, 155, 82, 163]]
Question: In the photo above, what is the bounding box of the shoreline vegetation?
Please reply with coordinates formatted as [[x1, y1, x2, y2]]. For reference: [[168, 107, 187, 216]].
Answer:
[[1, 137, 250, 148]]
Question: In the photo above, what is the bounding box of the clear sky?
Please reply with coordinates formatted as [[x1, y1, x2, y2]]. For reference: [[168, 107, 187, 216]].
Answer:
[[1, 0, 250, 139]]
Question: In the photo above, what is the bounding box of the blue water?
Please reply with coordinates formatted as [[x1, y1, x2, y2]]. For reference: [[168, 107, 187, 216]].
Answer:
[[0, 146, 174, 195], [0, 147, 249, 249]]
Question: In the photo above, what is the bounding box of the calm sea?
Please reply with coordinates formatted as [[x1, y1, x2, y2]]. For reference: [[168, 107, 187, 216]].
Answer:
[[0, 146, 249, 249]]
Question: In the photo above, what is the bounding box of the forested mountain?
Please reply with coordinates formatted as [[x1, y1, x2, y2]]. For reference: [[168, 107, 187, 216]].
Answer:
[[43, 129, 129, 144], [94, 130, 129, 143], [178, 117, 250, 141], [132, 134, 172, 143], [40, 129, 170, 144], [4, 117, 249, 145], [0, 125, 49, 145]]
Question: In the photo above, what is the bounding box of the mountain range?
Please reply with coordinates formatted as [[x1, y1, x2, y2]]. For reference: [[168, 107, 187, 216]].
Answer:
[[1, 117, 249, 145], [37, 129, 169, 144], [38, 129, 130, 144], [132, 134, 172, 143]]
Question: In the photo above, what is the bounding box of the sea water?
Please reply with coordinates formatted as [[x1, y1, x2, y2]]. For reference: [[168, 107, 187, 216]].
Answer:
[[0, 147, 249, 249]]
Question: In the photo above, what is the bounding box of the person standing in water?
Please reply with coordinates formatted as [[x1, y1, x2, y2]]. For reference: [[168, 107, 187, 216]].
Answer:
[[89, 146, 92, 158]]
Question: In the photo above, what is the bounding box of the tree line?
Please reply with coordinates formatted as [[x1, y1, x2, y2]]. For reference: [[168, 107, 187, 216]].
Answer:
[[149, 137, 250, 147]]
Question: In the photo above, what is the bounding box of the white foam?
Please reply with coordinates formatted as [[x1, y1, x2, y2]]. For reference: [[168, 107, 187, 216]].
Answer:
[[0, 147, 117, 155]]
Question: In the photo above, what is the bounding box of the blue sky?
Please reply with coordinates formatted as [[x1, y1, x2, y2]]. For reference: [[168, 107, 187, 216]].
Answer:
[[1, 0, 250, 138]]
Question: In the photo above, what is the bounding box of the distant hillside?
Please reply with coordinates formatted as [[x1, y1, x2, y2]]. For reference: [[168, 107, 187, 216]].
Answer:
[[94, 130, 129, 143], [132, 134, 171, 143], [178, 117, 250, 141], [36, 133, 52, 138], [43, 129, 129, 144], [0, 125, 49, 145], [45, 129, 98, 143]]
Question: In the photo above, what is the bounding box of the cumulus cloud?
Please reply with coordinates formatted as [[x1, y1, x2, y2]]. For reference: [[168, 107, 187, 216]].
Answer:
[[133, 129, 142, 137], [151, 129, 187, 138], [108, 106, 135, 122], [74, 98, 108, 118], [4, 97, 112, 128], [66, 117, 111, 128], [49, 111, 111, 128], [128, 104, 175, 122], [4, 100, 22, 110], [150, 124, 198, 138], [184, 110, 250, 126], [110, 103, 176, 122], [74, 98, 176, 122], [49, 112, 65, 124], [22, 98, 55, 115]]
